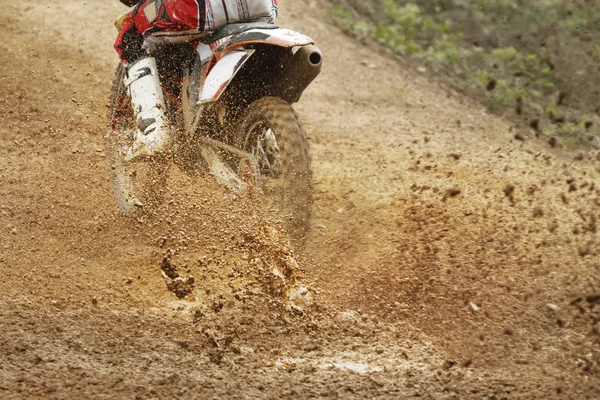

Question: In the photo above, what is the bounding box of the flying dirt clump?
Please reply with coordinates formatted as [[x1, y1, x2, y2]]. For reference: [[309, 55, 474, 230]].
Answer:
[[232, 224, 314, 313], [569, 295, 600, 374], [158, 221, 314, 314], [161, 250, 196, 299], [241, 225, 306, 299]]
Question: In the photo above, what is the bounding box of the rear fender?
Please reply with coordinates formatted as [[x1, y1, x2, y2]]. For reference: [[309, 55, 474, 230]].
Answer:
[[214, 28, 315, 55], [198, 28, 315, 104], [198, 48, 255, 104]]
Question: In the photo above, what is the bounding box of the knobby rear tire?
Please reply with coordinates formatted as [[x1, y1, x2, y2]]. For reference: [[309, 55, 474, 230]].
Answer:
[[236, 96, 313, 244]]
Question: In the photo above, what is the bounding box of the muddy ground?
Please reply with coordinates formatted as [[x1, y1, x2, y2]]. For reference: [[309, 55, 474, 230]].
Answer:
[[1, 1, 600, 399]]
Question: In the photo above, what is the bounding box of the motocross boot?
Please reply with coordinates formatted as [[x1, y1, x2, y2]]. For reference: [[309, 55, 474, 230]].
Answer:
[[124, 56, 173, 161]]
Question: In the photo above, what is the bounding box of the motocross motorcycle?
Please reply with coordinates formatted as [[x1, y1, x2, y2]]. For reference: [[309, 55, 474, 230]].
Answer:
[[106, 15, 322, 241]]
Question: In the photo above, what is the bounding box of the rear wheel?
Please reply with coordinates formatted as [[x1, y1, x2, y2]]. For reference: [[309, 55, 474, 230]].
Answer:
[[235, 97, 313, 243], [106, 64, 168, 215]]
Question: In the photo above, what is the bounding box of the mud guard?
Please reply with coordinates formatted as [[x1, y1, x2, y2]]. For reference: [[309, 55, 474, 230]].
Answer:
[[198, 28, 317, 104], [215, 28, 315, 54], [198, 49, 255, 104]]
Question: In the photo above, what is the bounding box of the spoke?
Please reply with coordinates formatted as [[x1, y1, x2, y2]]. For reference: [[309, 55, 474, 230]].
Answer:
[[247, 124, 282, 178]]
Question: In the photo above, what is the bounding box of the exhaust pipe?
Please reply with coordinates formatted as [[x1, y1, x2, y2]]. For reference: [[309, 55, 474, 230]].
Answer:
[[280, 45, 323, 103]]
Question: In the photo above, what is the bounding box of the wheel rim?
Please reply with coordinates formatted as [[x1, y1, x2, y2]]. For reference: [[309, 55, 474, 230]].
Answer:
[[235, 97, 313, 244], [244, 121, 283, 178]]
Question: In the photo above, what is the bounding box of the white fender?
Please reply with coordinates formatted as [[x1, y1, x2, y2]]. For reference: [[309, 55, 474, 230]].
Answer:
[[197, 28, 315, 104], [219, 28, 315, 49], [198, 48, 255, 104]]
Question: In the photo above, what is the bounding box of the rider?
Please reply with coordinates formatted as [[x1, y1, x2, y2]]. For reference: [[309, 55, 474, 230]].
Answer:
[[115, 0, 279, 160]]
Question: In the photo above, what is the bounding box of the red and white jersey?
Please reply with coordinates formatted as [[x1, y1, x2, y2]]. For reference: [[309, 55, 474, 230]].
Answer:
[[203, 0, 278, 30], [116, 0, 279, 62], [131, 0, 278, 35]]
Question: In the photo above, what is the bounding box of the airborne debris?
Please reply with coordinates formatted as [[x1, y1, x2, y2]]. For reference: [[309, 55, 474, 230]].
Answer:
[[529, 119, 540, 132], [503, 184, 515, 197], [533, 206, 544, 218], [578, 244, 591, 257], [161, 251, 195, 299], [443, 187, 461, 201], [514, 132, 526, 141], [447, 187, 461, 196]]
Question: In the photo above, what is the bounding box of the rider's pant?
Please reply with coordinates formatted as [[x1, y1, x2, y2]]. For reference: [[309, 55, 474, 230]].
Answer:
[[115, 0, 278, 63]]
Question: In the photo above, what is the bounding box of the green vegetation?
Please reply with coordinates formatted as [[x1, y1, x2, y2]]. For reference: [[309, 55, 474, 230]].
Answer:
[[330, 0, 600, 142]]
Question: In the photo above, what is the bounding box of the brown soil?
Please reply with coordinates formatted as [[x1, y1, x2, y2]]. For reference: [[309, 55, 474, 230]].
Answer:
[[2, 1, 600, 399]]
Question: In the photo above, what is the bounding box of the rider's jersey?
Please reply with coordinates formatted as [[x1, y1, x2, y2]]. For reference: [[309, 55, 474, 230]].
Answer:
[[116, 0, 278, 63], [133, 0, 278, 35], [204, 0, 278, 30]]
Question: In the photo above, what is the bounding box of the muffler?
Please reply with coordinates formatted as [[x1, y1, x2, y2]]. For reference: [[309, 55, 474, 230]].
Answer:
[[280, 45, 323, 103]]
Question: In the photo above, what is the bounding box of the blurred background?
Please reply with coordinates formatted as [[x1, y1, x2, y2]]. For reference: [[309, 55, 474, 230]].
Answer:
[[331, 0, 600, 146]]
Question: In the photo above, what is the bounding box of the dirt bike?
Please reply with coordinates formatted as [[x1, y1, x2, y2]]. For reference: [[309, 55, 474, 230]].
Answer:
[[106, 21, 322, 241]]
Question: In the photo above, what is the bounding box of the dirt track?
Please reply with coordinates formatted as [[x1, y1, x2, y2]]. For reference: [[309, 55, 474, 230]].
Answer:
[[2, 1, 600, 398]]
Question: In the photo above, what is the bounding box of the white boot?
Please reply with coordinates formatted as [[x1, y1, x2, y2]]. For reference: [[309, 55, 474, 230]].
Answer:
[[124, 57, 173, 161]]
